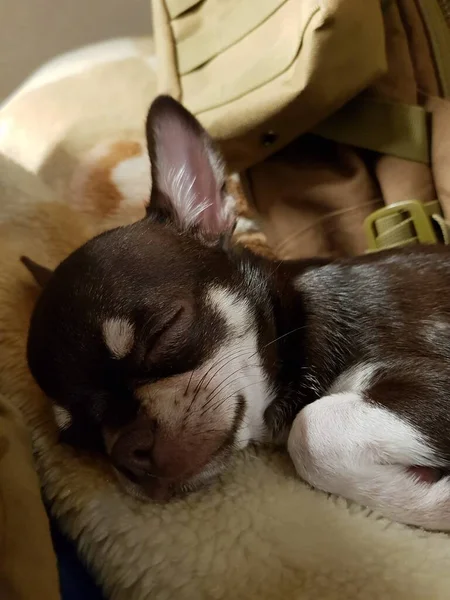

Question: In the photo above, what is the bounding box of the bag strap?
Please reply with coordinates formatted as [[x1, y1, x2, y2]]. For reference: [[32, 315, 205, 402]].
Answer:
[[312, 96, 431, 164]]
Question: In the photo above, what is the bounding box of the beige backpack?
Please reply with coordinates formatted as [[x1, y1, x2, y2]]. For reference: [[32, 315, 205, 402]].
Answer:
[[152, 0, 450, 259]]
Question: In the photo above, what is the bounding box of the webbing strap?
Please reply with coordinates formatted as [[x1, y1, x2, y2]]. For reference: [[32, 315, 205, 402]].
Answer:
[[418, 0, 450, 97], [312, 97, 431, 164], [364, 200, 450, 252]]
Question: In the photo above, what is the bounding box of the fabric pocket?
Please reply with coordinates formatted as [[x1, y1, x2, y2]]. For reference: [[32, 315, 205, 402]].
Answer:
[[152, 0, 387, 172], [179, 0, 319, 113]]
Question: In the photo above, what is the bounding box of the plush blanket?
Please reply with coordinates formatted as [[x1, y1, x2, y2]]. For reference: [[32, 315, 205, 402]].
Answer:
[[1, 37, 450, 600]]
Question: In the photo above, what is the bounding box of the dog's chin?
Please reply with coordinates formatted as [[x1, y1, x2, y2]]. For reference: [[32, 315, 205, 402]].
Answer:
[[112, 455, 232, 503]]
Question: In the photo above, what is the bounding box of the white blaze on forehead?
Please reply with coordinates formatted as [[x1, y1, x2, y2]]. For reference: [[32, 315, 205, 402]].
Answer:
[[53, 405, 72, 431], [206, 286, 249, 334], [103, 318, 135, 359]]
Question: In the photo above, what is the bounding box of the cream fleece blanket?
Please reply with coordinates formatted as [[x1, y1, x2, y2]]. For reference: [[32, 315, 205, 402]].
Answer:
[[1, 37, 450, 600]]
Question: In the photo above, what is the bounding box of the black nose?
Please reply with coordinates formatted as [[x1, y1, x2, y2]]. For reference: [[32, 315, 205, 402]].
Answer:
[[111, 425, 154, 481]]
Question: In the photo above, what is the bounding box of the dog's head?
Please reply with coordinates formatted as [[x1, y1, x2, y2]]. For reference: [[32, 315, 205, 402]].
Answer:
[[24, 96, 277, 501]]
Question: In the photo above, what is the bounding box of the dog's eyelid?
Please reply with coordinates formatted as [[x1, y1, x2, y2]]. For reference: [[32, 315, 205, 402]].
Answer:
[[145, 302, 194, 364]]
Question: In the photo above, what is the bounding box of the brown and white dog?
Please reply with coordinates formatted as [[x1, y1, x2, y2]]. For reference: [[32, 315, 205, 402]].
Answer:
[[24, 96, 450, 530]]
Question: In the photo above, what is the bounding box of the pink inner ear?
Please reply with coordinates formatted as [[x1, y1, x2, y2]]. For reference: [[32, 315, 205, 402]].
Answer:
[[149, 101, 233, 236]]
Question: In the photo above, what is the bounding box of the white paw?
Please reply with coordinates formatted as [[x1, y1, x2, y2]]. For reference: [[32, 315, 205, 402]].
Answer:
[[287, 410, 314, 482]]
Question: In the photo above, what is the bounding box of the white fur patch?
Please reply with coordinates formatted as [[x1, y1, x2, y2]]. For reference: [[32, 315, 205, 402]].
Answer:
[[53, 405, 72, 431], [206, 287, 272, 446], [329, 362, 379, 395], [103, 318, 135, 359], [110, 151, 151, 206], [207, 286, 249, 335], [288, 390, 449, 530]]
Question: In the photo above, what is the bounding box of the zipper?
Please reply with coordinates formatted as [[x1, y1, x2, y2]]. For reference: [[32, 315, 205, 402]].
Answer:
[[417, 0, 450, 97]]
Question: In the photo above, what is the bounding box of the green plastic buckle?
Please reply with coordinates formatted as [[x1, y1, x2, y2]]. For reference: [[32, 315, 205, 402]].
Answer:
[[364, 200, 440, 252]]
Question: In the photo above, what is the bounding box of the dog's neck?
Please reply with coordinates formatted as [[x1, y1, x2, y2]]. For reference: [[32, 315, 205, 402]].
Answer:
[[239, 251, 332, 441]]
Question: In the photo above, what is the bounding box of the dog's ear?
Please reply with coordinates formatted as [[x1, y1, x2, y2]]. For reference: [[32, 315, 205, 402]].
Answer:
[[21, 256, 53, 288], [145, 95, 235, 239]]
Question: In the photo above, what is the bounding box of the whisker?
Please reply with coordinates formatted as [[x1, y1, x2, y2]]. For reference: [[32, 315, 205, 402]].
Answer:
[[184, 369, 195, 396], [186, 347, 256, 413], [183, 323, 304, 419], [201, 325, 305, 400], [197, 428, 226, 436], [201, 363, 261, 412], [191, 345, 255, 397], [262, 326, 306, 350], [201, 346, 256, 391], [186, 375, 248, 418], [201, 380, 267, 417]]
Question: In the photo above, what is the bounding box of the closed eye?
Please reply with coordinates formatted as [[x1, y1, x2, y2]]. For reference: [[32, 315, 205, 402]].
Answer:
[[146, 301, 193, 364], [150, 305, 184, 346]]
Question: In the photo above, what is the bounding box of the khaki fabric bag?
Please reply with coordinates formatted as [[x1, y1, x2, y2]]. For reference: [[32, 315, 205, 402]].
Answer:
[[152, 0, 387, 172], [152, 0, 450, 260]]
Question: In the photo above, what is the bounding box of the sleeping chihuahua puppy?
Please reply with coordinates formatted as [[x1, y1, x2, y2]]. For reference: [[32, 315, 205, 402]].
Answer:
[[24, 96, 450, 530]]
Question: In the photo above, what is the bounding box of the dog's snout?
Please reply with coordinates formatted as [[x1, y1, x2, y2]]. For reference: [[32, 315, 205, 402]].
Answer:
[[111, 426, 154, 480], [109, 412, 229, 500]]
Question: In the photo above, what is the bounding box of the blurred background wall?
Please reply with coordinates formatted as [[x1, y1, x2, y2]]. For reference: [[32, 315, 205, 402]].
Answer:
[[0, 0, 152, 101]]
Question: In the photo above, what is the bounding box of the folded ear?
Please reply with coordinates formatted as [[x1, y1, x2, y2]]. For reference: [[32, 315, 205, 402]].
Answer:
[[21, 256, 53, 288], [145, 95, 235, 239]]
